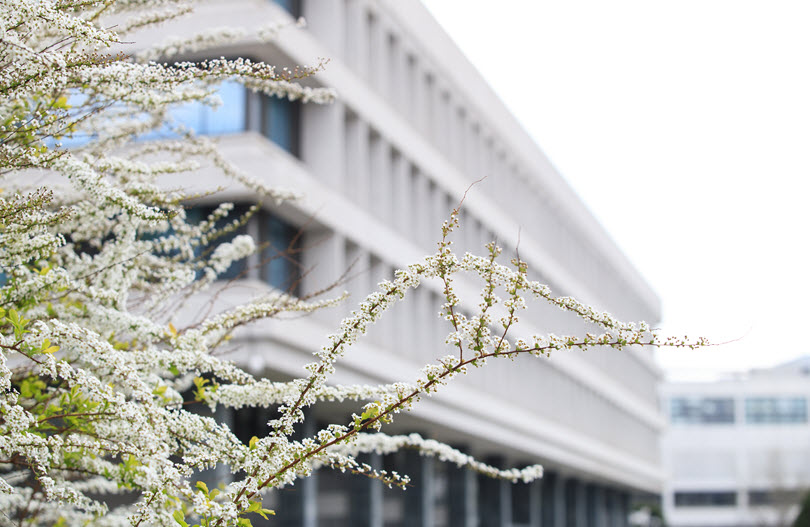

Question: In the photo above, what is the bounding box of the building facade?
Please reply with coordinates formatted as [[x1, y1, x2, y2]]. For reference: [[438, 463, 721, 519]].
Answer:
[[662, 357, 810, 527], [140, 1, 665, 525]]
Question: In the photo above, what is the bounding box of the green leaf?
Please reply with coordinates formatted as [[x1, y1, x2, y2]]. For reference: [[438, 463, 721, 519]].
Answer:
[[173, 510, 189, 527], [195, 481, 209, 496]]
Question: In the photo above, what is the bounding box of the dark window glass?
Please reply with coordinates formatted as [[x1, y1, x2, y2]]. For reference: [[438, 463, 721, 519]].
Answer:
[[746, 397, 807, 424], [261, 95, 300, 156], [232, 406, 272, 445], [564, 480, 577, 527], [432, 460, 449, 527], [541, 472, 557, 526], [382, 452, 407, 527], [187, 204, 250, 280], [749, 489, 802, 506], [749, 490, 773, 506], [670, 397, 735, 424], [260, 212, 300, 293], [511, 479, 531, 524], [674, 491, 736, 507], [272, 0, 300, 17], [316, 466, 352, 527]]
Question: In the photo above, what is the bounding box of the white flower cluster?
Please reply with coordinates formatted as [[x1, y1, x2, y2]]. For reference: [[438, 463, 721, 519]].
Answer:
[[0, 1, 708, 526], [331, 432, 544, 484]]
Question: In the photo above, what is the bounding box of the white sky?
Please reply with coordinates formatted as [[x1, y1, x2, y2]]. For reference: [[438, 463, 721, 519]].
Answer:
[[422, 0, 810, 379]]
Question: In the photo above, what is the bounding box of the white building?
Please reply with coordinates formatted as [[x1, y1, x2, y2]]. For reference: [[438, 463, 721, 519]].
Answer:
[[662, 357, 810, 527], [140, 1, 665, 525]]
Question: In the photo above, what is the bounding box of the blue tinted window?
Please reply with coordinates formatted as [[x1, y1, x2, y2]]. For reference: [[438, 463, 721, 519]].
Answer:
[[670, 397, 735, 424], [173, 81, 246, 135], [140, 81, 246, 140], [260, 212, 299, 292], [272, 0, 300, 16], [745, 397, 807, 424], [261, 95, 299, 156], [45, 83, 246, 149]]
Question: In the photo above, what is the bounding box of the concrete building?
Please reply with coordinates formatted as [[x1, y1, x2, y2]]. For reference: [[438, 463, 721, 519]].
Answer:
[[141, 1, 665, 525], [661, 357, 810, 527]]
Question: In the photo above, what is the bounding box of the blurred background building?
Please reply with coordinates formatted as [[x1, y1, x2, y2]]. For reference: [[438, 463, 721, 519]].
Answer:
[[662, 357, 810, 526], [141, 1, 665, 525]]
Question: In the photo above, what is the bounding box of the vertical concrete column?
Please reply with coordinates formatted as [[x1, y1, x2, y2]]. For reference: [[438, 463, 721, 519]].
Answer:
[[430, 84, 444, 150], [433, 90, 449, 156], [344, 0, 369, 78], [388, 33, 405, 112], [453, 109, 466, 170], [367, 258, 393, 348], [301, 102, 345, 191], [413, 287, 432, 362], [479, 220, 492, 253], [367, 11, 386, 94], [407, 57, 423, 130], [301, 230, 345, 326], [369, 134, 392, 225], [345, 115, 370, 207], [401, 52, 415, 117], [463, 123, 478, 181], [413, 171, 430, 248], [460, 212, 477, 255], [431, 180, 448, 242], [302, 0, 344, 60], [245, 90, 262, 133], [345, 242, 370, 317], [478, 456, 506, 527], [391, 152, 411, 236], [400, 282, 419, 357]]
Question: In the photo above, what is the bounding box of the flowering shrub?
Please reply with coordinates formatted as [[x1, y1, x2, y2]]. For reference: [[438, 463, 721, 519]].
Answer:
[[0, 1, 706, 525]]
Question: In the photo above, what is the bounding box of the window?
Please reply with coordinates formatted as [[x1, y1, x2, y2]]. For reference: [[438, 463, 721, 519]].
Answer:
[[271, 0, 300, 17], [382, 452, 408, 527], [186, 204, 251, 280], [260, 211, 301, 293], [670, 397, 735, 424], [749, 489, 803, 506], [745, 397, 807, 424], [261, 94, 300, 156], [674, 491, 736, 507], [171, 81, 247, 135], [511, 479, 531, 525]]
